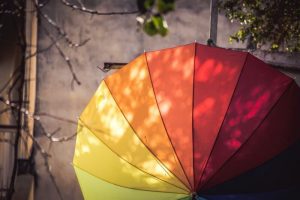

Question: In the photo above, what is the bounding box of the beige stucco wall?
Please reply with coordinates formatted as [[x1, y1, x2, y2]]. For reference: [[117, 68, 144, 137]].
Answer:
[[35, 0, 299, 200]]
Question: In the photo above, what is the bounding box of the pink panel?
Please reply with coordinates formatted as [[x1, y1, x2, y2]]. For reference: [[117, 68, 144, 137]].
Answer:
[[203, 82, 300, 190], [193, 44, 247, 189], [198, 54, 292, 189]]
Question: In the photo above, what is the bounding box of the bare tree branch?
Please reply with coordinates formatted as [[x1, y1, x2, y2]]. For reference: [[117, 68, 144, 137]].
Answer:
[[21, 126, 63, 200], [35, 0, 50, 8], [37, 10, 90, 48], [0, 96, 77, 143], [0, 107, 11, 115], [41, 25, 81, 87], [25, 35, 61, 59], [37, 112, 77, 125], [60, 0, 139, 15], [42, 152, 63, 200], [0, 67, 20, 94]]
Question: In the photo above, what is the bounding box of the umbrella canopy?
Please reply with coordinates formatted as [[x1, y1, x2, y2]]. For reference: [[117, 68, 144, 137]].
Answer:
[[73, 43, 300, 200]]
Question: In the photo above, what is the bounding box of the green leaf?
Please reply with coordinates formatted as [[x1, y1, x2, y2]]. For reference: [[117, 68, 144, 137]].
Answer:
[[157, 0, 175, 13], [143, 15, 168, 36], [143, 19, 158, 36], [219, 0, 300, 52], [151, 15, 168, 36]]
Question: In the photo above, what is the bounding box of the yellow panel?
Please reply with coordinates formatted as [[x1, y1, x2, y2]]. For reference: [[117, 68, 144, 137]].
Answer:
[[105, 54, 191, 189], [74, 166, 189, 200], [73, 124, 188, 194], [79, 81, 189, 192]]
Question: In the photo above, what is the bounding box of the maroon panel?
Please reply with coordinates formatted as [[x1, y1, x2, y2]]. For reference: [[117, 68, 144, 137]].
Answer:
[[203, 81, 300, 190], [198, 54, 292, 189], [193, 45, 247, 189]]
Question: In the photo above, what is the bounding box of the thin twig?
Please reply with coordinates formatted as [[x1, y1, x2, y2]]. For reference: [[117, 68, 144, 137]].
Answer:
[[36, 120, 77, 143], [0, 96, 77, 143], [37, 8, 90, 48], [0, 96, 40, 121], [41, 25, 81, 87], [35, 0, 50, 8], [7, 10, 27, 198], [25, 35, 62, 59], [0, 68, 20, 94], [0, 96, 77, 127], [37, 112, 77, 125], [60, 0, 138, 15], [0, 108, 11, 115], [22, 127, 51, 158], [7, 74, 22, 101], [22, 126, 63, 200], [43, 154, 63, 200]]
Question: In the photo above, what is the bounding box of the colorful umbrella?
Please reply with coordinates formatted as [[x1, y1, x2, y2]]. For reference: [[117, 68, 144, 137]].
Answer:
[[73, 43, 300, 200]]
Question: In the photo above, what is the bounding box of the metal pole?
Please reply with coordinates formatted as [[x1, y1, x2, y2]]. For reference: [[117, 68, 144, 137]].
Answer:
[[209, 0, 218, 44]]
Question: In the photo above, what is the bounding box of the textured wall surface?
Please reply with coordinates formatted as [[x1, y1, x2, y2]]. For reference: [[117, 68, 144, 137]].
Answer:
[[35, 0, 299, 200]]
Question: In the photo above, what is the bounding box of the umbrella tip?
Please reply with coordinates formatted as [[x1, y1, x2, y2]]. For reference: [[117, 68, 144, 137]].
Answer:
[[194, 40, 197, 43], [191, 192, 207, 200], [143, 49, 146, 53]]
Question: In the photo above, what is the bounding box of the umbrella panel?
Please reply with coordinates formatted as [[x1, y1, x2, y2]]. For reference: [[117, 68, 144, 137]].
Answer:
[[202, 81, 300, 190], [74, 166, 189, 200], [198, 53, 292, 189], [200, 138, 300, 195], [78, 81, 189, 192], [105, 54, 191, 189], [146, 43, 195, 189], [73, 124, 189, 194], [193, 45, 247, 189]]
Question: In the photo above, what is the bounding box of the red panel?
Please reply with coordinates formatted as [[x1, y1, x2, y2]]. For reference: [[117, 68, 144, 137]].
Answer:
[[198, 54, 292, 189], [193, 44, 247, 189], [146, 43, 195, 189], [203, 82, 300, 190]]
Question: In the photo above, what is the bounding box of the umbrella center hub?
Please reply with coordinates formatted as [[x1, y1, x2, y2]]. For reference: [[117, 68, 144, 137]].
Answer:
[[191, 192, 207, 200]]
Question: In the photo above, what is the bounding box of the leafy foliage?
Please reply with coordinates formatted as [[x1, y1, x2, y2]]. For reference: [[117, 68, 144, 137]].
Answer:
[[219, 0, 300, 52], [137, 0, 175, 36]]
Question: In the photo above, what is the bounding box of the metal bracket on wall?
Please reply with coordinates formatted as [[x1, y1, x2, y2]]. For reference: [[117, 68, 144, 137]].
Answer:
[[97, 62, 127, 72]]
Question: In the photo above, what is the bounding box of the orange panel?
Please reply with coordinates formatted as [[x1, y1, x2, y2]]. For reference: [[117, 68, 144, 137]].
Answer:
[[146, 43, 195, 189], [105, 54, 191, 190], [193, 44, 247, 189]]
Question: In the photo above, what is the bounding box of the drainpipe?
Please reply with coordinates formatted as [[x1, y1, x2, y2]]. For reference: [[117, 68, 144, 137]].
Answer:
[[209, 0, 218, 45]]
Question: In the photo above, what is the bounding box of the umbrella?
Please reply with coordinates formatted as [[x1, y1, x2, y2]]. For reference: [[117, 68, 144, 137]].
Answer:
[[73, 43, 300, 200]]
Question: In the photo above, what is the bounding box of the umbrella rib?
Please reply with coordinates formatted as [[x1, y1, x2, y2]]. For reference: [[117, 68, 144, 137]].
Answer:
[[200, 80, 294, 191], [73, 164, 189, 195], [192, 42, 197, 191], [103, 78, 191, 192], [196, 52, 249, 190], [144, 52, 193, 191], [78, 116, 190, 193]]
